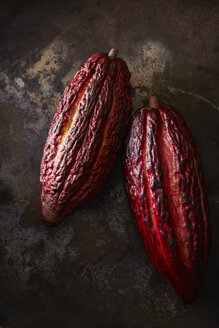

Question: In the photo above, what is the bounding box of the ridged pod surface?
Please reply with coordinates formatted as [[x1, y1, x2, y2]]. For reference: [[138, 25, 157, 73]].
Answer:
[[124, 98, 210, 303], [40, 49, 132, 223]]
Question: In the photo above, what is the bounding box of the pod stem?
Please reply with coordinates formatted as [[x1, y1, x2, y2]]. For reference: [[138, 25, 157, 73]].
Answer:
[[108, 48, 118, 60], [149, 96, 159, 109]]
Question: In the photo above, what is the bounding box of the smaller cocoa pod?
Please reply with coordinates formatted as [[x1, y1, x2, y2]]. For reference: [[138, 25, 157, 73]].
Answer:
[[40, 49, 132, 223]]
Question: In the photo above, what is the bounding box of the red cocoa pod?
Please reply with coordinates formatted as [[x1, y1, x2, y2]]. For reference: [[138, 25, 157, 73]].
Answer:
[[124, 96, 210, 303], [40, 49, 132, 223]]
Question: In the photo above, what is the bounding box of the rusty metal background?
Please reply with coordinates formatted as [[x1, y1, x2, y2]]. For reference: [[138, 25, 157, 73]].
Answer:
[[0, 0, 218, 327]]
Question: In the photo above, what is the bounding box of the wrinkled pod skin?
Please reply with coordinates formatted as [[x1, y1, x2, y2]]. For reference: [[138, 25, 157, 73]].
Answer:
[[40, 49, 132, 223], [124, 100, 210, 303]]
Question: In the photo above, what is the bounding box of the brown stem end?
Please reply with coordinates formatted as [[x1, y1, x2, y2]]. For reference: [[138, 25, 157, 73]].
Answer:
[[149, 96, 159, 109], [108, 48, 118, 60]]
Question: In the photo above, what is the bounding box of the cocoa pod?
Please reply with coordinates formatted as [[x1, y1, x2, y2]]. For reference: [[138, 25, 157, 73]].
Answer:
[[40, 49, 132, 223], [124, 96, 210, 303]]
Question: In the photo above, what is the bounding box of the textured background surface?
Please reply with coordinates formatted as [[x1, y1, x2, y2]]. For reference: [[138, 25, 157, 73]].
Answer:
[[0, 0, 219, 327]]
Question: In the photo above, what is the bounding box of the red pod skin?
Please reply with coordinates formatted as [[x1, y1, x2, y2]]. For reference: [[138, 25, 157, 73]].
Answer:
[[124, 103, 210, 303], [40, 50, 132, 223]]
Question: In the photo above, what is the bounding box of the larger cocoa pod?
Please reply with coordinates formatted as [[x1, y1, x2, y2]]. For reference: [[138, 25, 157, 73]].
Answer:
[[40, 49, 132, 223], [124, 96, 210, 303]]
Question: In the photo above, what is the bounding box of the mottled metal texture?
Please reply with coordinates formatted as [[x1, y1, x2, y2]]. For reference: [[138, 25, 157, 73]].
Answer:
[[124, 104, 210, 303], [0, 0, 219, 327], [40, 51, 132, 223]]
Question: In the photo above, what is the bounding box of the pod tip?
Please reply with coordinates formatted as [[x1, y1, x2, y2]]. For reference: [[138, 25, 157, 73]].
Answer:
[[149, 96, 159, 109], [108, 48, 118, 60]]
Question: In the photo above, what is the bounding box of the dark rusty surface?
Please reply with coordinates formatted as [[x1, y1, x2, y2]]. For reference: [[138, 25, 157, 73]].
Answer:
[[0, 0, 218, 327]]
